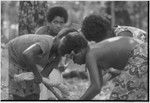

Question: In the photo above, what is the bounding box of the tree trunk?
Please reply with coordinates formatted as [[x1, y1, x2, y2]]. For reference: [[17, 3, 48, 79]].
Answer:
[[19, 1, 48, 35], [111, 2, 115, 27]]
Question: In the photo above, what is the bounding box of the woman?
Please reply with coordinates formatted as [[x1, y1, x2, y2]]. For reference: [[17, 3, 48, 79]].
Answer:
[[35, 6, 69, 100], [77, 14, 147, 100], [7, 34, 53, 100], [81, 14, 147, 43], [57, 31, 147, 100], [7, 28, 76, 100], [35, 6, 68, 36]]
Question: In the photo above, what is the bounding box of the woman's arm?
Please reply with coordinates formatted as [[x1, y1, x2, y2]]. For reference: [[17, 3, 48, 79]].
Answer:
[[41, 53, 61, 77], [23, 43, 43, 83], [42, 77, 64, 100], [80, 53, 103, 100], [35, 26, 47, 34]]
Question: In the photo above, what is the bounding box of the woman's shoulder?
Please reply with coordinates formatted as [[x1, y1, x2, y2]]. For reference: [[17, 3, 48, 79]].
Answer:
[[35, 26, 49, 34], [89, 37, 136, 55], [19, 34, 54, 45], [37, 35, 54, 43]]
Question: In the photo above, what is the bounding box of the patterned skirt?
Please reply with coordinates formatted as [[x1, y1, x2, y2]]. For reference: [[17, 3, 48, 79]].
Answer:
[[109, 41, 147, 100], [8, 62, 40, 99]]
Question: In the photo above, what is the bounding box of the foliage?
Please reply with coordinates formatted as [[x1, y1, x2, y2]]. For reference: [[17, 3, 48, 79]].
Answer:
[[105, 1, 131, 26], [105, 1, 148, 31], [128, 2, 148, 32], [19, 1, 48, 35]]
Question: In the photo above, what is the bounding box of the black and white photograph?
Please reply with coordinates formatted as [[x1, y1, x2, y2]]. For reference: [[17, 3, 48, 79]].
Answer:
[[1, 0, 148, 101]]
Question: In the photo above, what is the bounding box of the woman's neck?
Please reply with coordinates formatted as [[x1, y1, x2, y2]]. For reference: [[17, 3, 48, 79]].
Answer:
[[47, 25, 57, 36], [83, 45, 90, 61]]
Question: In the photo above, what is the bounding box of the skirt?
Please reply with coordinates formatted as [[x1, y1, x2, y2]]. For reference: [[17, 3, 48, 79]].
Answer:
[[8, 62, 40, 99], [109, 41, 147, 100]]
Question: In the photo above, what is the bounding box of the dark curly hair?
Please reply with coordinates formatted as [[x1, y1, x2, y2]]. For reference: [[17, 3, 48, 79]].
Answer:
[[59, 32, 88, 56], [81, 14, 112, 42], [41, 28, 77, 77], [47, 6, 68, 23]]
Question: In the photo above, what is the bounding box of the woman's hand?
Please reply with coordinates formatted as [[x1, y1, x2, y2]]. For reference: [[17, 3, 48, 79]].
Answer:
[[102, 68, 121, 85], [14, 71, 42, 84], [58, 56, 71, 72], [33, 72, 42, 84], [102, 73, 112, 86], [107, 68, 121, 81], [14, 72, 34, 82], [42, 77, 64, 100]]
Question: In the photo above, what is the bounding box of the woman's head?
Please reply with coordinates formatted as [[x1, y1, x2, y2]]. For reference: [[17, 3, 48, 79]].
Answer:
[[47, 6, 68, 23], [59, 31, 88, 56], [81, 14, 111, 42], [47, 6, 68, 34], [58, 31, 88, 64]]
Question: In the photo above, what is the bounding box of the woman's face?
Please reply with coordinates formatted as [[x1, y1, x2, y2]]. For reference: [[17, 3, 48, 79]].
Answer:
[[58, 32, 87, 65], [69, 49, 86, 65], [50, 16, 65, 34]]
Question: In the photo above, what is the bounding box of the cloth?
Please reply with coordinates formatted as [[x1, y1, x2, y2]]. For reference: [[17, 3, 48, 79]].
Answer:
[[114, 26, 147, 42], [106, 41, 147, 100], [8, 62, 40, 98]]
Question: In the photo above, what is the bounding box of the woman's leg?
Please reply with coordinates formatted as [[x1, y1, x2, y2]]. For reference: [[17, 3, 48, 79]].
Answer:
[[25, 94, 40, 100], [13, 94, 39, 100], [13, 95, 24, 100]]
